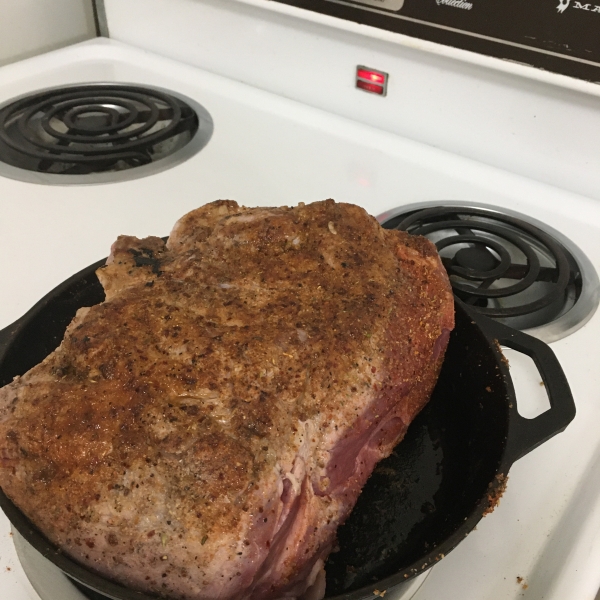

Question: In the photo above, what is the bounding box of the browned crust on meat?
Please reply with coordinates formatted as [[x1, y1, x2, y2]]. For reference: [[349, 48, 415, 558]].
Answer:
[[0, 199, 454, 599]]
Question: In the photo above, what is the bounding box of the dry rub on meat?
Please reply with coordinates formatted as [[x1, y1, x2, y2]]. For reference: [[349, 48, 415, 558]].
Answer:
[[0, 200, 454, 600]]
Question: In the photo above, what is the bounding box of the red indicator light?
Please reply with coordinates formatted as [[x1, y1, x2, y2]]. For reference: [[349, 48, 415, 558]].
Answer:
[[356, 65, 388, 96], [357, 68, 385, 84]]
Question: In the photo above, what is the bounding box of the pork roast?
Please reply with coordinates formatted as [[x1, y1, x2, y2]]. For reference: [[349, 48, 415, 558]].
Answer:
[[0, 200, 454, 600]]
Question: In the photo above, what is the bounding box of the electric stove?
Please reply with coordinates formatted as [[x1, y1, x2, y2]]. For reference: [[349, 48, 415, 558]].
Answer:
[[0, 4, 599, 599]]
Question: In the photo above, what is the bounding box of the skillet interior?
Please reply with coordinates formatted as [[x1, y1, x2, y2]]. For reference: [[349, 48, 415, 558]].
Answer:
[[0, 262, 511, 600], [325, 304, 509, 597]]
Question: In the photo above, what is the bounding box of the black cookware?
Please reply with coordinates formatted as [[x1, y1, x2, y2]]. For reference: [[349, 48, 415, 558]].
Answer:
[[0, 258, 575, 600]]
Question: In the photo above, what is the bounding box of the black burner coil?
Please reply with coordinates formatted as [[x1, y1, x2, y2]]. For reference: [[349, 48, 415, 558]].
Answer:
[[0, 84, 199, 175], [383, 206, 580, 323]]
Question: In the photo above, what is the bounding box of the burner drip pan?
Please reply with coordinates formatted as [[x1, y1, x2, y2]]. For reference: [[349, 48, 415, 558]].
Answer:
[[0, 83, 213, 185]]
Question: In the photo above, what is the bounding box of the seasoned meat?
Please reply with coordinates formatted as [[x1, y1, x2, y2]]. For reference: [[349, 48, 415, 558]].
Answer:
[[0, 200, 454, 600]]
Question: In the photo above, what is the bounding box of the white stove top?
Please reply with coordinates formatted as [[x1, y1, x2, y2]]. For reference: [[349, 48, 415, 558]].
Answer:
[[0, 38, 599, 600]]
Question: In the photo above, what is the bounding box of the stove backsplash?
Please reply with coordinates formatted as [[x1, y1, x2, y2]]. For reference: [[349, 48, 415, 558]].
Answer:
[[104, 0, 600, 202]]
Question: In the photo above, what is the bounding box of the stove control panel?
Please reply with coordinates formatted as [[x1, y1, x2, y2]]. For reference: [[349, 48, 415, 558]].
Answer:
[[273, 0, 600, 84]]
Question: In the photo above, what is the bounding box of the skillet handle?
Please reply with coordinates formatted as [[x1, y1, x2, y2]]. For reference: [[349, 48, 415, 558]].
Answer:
[[460, 303, 576, 464]]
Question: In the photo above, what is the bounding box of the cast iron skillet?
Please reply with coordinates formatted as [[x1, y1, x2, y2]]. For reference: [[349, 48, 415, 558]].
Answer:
[[0, 258, 575, 600]]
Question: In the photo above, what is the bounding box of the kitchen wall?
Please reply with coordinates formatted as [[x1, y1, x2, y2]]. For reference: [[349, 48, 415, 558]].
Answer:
[[0, 0, 96, 67]]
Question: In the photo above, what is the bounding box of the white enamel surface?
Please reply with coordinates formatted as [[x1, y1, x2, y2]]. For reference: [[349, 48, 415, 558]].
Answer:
[[105, 0, 600, 202], [0, 39, 599, 600], [502, 350, 551, 419]]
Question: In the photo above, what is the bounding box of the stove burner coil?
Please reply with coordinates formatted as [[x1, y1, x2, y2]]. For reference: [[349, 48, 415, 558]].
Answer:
[[0, 84, 212, 183], [380, 205, 599, 340]]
